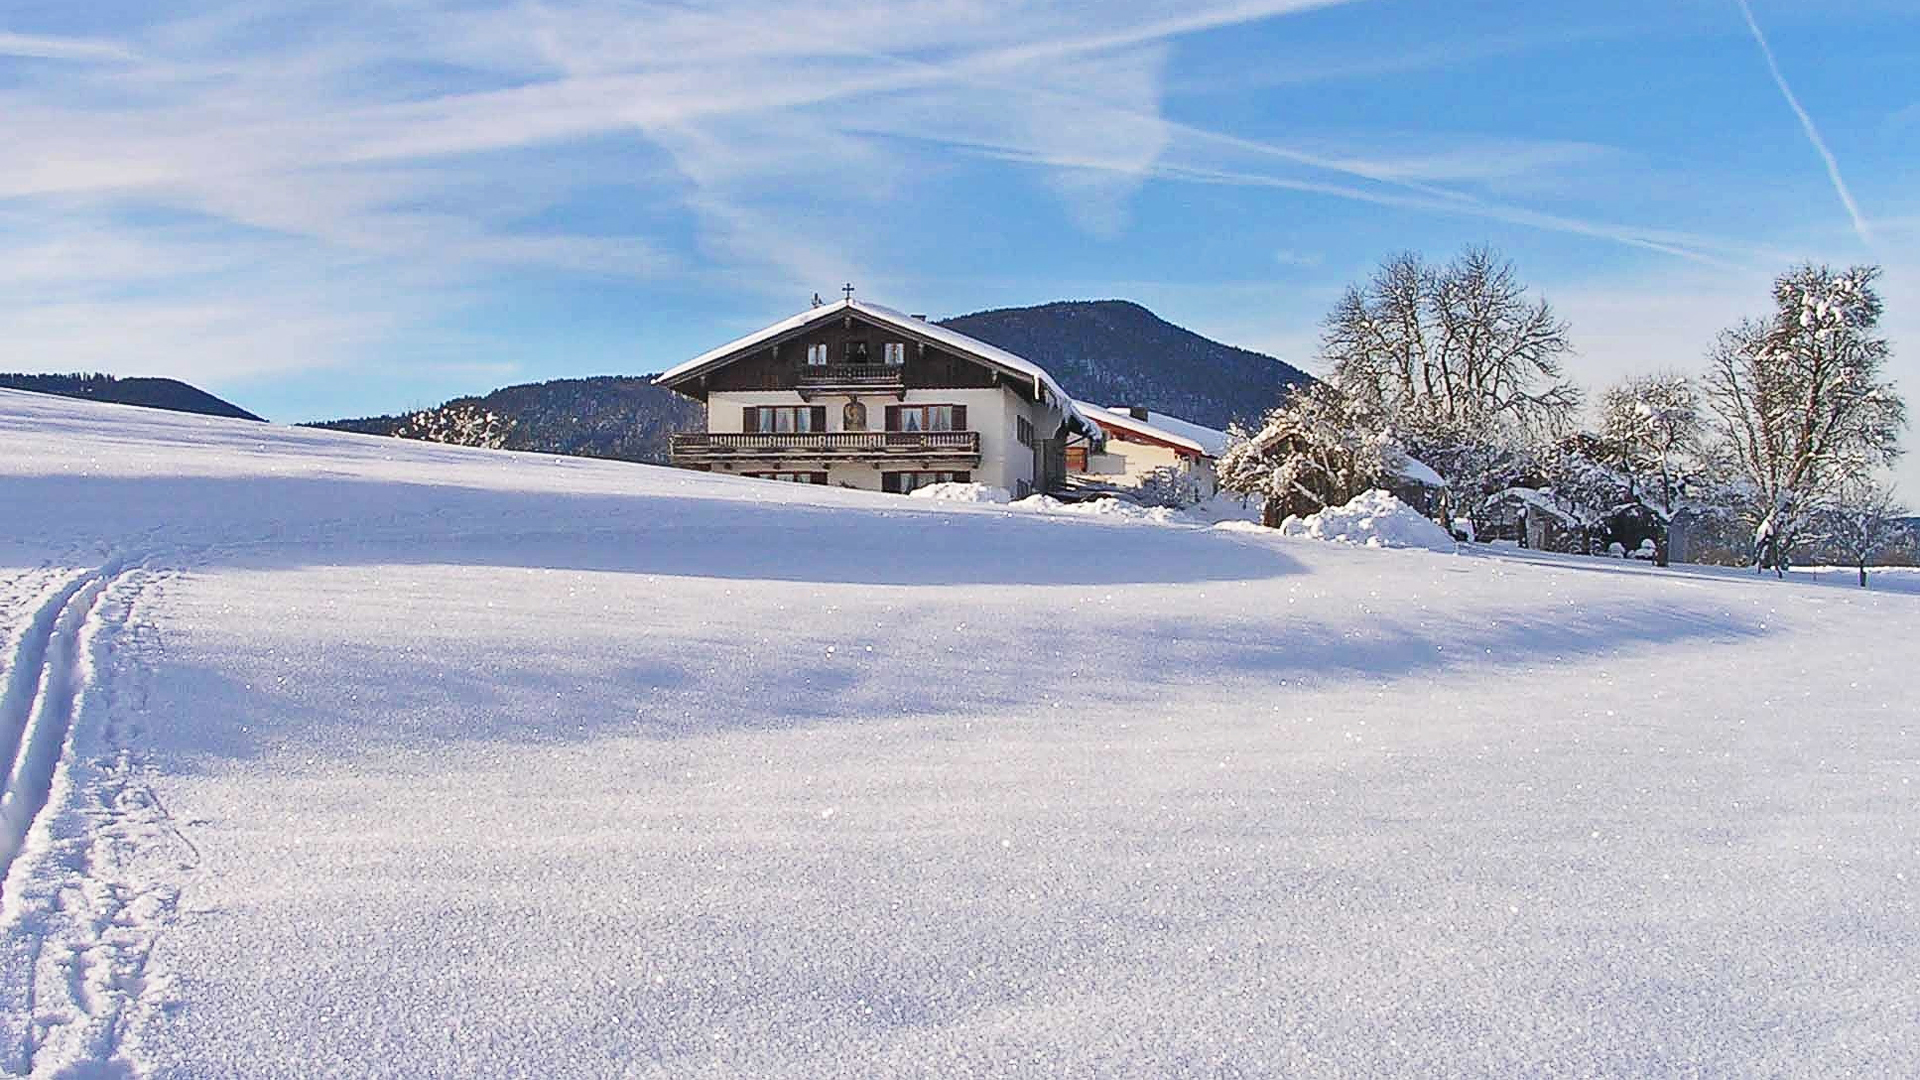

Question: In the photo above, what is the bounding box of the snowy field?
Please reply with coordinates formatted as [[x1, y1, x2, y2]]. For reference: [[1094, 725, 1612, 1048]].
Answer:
[[1, 388, 1916, 1077]]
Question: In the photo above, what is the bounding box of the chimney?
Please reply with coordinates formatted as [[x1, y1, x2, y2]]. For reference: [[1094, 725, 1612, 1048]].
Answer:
[[910, 313, 928, 321], [1129, 407, 1150, 421]]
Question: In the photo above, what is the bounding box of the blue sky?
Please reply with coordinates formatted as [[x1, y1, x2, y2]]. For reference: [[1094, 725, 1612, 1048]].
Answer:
[[3, 0, 1916, 491]]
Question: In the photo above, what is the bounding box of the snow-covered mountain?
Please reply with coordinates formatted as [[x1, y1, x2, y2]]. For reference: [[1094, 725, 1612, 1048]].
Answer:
[[2, 388, 1915, 1076]]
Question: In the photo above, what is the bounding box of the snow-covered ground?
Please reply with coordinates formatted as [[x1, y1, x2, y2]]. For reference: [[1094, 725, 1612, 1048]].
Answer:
[[1, 388, 1916, 1077]]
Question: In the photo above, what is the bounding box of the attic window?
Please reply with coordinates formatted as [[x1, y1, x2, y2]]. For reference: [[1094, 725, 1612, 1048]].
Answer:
[[845, 340, 870, 363], [806, 343, 827, 366], [883, 342, 905, 366]]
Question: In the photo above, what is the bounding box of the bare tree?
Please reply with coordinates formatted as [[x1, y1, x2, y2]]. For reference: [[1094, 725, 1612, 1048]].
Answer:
[[1825, 479, 1906, 587], [1325, 246, 1579, 443], [1704, 264, 1906, 568]]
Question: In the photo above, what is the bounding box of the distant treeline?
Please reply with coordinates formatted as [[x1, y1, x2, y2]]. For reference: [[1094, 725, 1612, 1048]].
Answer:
[[309, 375, 705, 464], [1, 372, 263, 421]]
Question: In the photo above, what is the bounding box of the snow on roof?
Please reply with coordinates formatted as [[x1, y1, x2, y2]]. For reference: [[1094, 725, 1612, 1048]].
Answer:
[[654, 298, 1102, 438], [1394, 455, 1446, 488], [1102, 407, 1230, 458], [1079, 402, 1208, 457], [1488, 486, 1579, 525]]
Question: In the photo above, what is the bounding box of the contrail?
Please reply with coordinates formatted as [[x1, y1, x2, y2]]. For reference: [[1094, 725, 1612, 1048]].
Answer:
[[1734, 0, 1872, 245]]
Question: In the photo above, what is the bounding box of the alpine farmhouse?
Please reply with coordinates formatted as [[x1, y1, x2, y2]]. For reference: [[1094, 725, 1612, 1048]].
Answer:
[[655, 298, 1102, 496]]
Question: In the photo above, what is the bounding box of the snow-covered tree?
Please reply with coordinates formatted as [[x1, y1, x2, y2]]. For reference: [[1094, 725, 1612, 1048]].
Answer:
[[1824, 478, 1907, 587], [1589, 374, 1707, 563], [1218, 382, 1407, 525], [1596, 374, 1702, 517], [1535, 433, 1636, 537], [1704, 264, 1906, 565], [394, 403, 514, 450], [1316, 247, 1577, 523]]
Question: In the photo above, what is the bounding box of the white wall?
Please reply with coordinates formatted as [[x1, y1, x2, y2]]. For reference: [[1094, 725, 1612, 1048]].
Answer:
[[1080, 438, 1217, 496], [704, 388, 1042, 493]]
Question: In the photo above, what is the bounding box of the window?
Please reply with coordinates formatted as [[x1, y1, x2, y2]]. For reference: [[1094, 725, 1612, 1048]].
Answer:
[[883, 470, 970, 494], [844, 340, 870, 363], [1016, 416, 1035, 448], [806, 343, 827, 366], [886, 404, 965, 432], [743, 405, 826, 433], [745, 472, 828, 485], [883, 342, 906, 367]]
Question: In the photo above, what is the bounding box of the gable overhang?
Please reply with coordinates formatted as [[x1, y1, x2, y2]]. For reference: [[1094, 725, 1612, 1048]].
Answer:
[[1097, 424, 1206, 458], [656, 299, 1041, 394], [1076, 401, 1208, 458], [655, 301, 858, 395]]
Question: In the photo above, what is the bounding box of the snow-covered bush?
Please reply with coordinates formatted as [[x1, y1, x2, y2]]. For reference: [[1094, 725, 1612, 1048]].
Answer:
[[1278, 490, 1456, 552], [1217, 382, 1408, 524], [1135, 465, 1205, 509]]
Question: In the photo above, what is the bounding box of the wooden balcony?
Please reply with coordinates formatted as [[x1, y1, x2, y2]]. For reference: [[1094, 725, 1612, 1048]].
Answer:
[[671, 430, 980, 465], [795, 363, 906, 398]]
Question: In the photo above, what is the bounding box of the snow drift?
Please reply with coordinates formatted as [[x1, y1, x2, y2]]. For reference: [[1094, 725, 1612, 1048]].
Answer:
[[1014, 494, 1183, 524], [908, 482, 1011, 504]]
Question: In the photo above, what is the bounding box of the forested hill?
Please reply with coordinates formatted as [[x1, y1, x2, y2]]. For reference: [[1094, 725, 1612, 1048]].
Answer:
[[311, 376, 704, 463], [938, 300, 1310, 429], [1, 373, 262, 421]]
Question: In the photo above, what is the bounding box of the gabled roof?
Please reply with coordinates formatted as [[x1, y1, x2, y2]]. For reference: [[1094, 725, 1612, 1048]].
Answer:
[[1077, 401, 1209, 458], [1101, 407, 1231, 458], [654, 297, 1102, 437], [1394, 455, 1446, 488]]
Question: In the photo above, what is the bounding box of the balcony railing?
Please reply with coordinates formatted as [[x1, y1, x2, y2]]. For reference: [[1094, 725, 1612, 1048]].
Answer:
[[798, 362, 904, 386], [671, 430, 980, 463], [795, 363, 906, 398]]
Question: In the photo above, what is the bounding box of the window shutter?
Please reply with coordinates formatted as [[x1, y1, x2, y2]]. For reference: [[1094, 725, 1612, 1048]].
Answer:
[[952, 405, 967, 431], [885, 405, 902, 432], [742, 407, 759, 433], [810, 406, 827, 433]]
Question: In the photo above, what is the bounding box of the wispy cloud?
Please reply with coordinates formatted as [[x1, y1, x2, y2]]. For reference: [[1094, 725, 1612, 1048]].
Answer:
[[1733, 0, 1873, 245], [0, 31, 135, 62], [0, 0, 1890, 406]]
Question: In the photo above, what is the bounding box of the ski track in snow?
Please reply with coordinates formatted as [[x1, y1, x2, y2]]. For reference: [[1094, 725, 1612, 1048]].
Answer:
[[0, 556, 201, 1078]]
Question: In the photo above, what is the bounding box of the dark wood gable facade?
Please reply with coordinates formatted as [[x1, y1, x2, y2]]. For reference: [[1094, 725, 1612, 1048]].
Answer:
[[678, 310, 1016, 398]]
